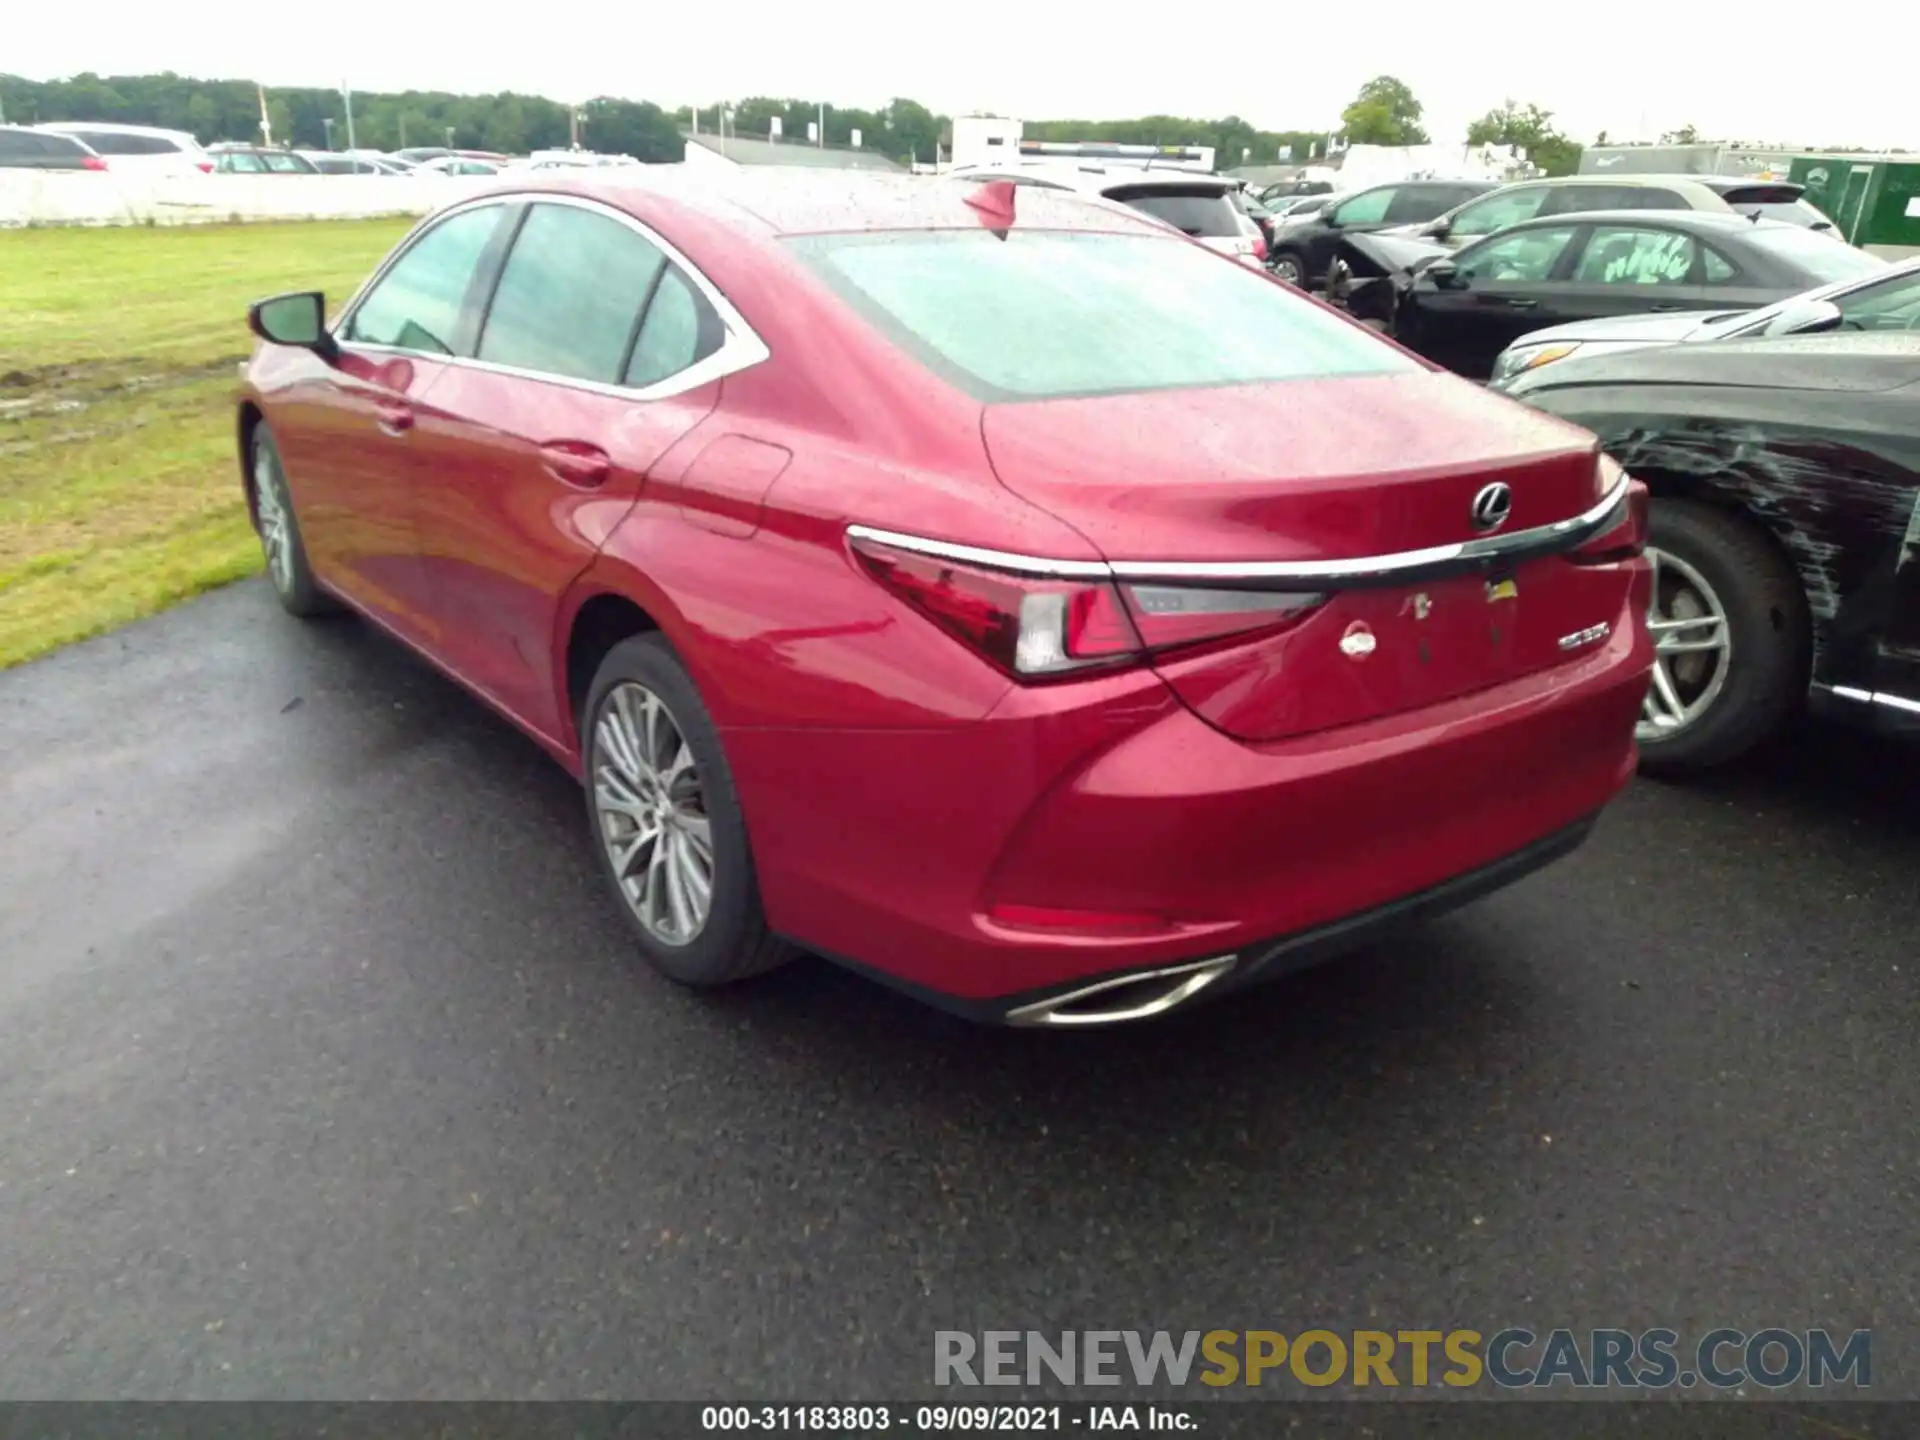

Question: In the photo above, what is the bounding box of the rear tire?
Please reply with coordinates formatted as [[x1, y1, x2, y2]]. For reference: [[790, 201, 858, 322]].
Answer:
[[1269, 251, 1306, 287], [250, 424, 337, 618], [1636, 499, 1810, 776], [582, 634, 795, 987]]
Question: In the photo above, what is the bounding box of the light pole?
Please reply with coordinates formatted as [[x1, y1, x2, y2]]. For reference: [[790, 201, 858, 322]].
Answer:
[[444, 126, 455, 150], [323, 118, 335, 150]]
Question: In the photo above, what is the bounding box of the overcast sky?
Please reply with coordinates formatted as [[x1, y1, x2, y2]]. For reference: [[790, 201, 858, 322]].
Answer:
[[12, 0, 1918, 152]]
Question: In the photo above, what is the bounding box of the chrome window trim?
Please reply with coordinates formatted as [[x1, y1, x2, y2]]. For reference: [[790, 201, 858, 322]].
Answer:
[[848, 476, 1633, 592], [328, 190, 771, 402]]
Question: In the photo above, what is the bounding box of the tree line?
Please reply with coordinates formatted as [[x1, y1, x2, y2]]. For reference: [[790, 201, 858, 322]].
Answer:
[[5, 68, 1737, 178]]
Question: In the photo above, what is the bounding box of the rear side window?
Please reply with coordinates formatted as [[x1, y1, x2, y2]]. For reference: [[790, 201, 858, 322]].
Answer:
[[1702, 249, 1740, 283], [221, 152, 267, 173], [624, 268, 725, 388], [1572, 227, 1697, 284], [1103, 187, 1240, 238], [263, 152, 308, 173], [789, 230, 1419, 402], [1387, 188, 1475, 223], [478, 202, 669, 384], [343, 204, 506, 354], [63, 130, 181, 156]]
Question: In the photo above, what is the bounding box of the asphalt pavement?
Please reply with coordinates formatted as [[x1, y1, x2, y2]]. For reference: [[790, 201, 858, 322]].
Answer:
[[2, 581, 1916, 1401]]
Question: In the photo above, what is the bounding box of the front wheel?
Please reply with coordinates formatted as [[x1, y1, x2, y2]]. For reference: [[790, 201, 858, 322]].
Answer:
[[251, 423, 337, 618], [1269, 251, 1306, 287], [1636, 500, 1810, 775], [583, 634, 794, 986]]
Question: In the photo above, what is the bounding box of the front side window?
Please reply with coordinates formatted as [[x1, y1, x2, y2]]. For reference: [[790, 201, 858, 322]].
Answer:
[[790, 230, 1419, 403], [263, 152, 307, 173], [1329, 188, 1395, 226], [1386, 187, 1469, 224], [478, 202, 668, 383], [342, 204, 505, 355], [1457, 225, 1580, 283], [1448, 187, 1548, 238], [1572, 227, 1697, 285], [221, 152, 267, 173]]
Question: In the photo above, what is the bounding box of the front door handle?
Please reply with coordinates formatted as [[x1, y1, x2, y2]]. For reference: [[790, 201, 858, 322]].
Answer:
[[1648, 302, 1687, 312], [540, 441, 611, 489], [1503, 298, 1539, 310], [374, 402, 414, 437]]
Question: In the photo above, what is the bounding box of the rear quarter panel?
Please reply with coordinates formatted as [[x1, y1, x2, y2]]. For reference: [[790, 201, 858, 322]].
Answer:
[[1512, 379, 1920, 686]]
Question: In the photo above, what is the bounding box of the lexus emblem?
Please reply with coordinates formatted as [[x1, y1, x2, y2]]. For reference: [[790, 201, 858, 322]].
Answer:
[[1339, 621, 1377, 660], [1470, 483, 1514, 533]]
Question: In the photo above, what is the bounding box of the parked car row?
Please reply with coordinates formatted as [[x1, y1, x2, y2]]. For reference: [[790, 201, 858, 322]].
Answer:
[[0, 123, 604, 178]]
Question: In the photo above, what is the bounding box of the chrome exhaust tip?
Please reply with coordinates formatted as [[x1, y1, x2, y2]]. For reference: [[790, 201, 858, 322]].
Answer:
[[1004, 955, 1238, 1029]]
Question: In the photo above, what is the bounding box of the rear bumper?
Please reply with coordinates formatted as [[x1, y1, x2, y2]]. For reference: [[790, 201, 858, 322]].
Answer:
[[727, 592, 1649, 1014], [840, 810, 1599, 1026]]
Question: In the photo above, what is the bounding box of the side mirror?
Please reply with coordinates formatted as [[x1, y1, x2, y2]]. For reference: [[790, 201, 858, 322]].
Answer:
[[1764, 298, 1843, 337], [249, 291, 336, 358], [1424, 218, 1452, 240], [1425, 260, 1462, 289]]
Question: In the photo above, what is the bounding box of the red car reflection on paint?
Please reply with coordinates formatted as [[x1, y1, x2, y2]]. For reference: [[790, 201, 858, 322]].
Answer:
[[236, 171, 1652, 1027]]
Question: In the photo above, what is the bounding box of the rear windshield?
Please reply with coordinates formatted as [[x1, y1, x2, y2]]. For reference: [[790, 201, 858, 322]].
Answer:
[[1747, 226, 1888, 284], [789, 230, 1419, 402], [1745, 200, 1838, 230], [1102, 187, 1241, 238], [61, 130, 184, 155]]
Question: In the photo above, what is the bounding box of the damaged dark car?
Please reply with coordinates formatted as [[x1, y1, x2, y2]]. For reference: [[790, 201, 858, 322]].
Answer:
[[1499, 332, 1920, 773], [1330, 210, 1882, 381]]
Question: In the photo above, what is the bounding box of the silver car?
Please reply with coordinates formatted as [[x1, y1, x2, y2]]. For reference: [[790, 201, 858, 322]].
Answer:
[[1489, 255, 1917, 386]]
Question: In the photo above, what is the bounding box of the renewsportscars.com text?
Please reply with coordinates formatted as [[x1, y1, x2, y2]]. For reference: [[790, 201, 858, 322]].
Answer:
[[934, 1329, 1871, 1390]]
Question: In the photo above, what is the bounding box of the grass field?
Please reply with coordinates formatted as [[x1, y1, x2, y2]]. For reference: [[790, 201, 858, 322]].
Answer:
[[0, 218, 413, 669]]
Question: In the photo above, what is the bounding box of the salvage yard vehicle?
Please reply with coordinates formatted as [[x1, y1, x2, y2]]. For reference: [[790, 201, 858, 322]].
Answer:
[[33, 121, 212, 176], [1392, 175, 1837, 253], [1263, 178, 1498, 288], [1503, 332, 1920, 772], [235, 171, 1651, 1026], [945, 164, 1266, 266], [1332, 210, 1886, 380], [1489, 256, 1917, 382]]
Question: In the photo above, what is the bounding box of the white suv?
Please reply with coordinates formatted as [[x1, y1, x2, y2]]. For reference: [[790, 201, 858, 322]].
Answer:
[[947, 164, 1265, 266], [34, 123, 212, 177]]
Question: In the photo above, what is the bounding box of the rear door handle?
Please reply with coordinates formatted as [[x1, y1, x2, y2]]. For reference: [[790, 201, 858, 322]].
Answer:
[[540, 441, 611, 489], [1648, 302, 1686, 312], [374, 402, 414, 437], [1503, 298, 1539, 310]]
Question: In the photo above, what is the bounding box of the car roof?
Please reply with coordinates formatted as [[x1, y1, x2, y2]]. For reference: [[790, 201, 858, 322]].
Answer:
[[1498, 208, 1797, 234], [36, 121, 197, 142], [484, 169, 1180, 239], [947, 163, 1234, 195]]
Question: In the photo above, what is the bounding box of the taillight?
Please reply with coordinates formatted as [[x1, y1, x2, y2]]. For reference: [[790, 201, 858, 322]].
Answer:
[[1571, 465, 1650, 565], [196, 160, 214, 172], [850, 535, 1322, 680], [82, 155, 108, 171], [1251, 234, 1268, 261]]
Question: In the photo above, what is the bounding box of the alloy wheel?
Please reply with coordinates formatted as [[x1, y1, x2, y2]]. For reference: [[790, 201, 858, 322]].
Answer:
[[1271, 255, 1304, 286], [254, 441, 294, 595], [592, 681, 714, 946], [1638, 544, 1733, 741]]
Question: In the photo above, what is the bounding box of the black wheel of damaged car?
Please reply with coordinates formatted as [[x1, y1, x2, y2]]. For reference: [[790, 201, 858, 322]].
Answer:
[[1636, 500, 1811, 776]]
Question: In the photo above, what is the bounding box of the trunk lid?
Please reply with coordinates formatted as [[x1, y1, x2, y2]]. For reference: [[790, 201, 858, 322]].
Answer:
[[981, 372, 1630, 742]]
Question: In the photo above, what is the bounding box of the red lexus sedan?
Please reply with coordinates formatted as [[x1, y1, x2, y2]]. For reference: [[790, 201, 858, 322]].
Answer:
[[236, 171, 1653, 1027]]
